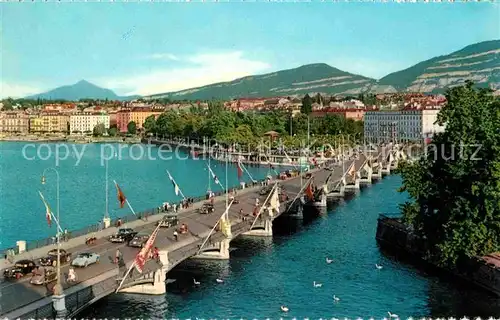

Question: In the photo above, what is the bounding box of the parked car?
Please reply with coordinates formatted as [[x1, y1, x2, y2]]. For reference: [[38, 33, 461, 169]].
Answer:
[[198, 203, 214, 214], [39, 249, 72, 266], [30, 266, 57, 285], [109, 228, 138, 243], [3, 259, 37, 279], [128, 233, 150, 248], [157, 214, 179, 228], [71, 252, 100, 268]]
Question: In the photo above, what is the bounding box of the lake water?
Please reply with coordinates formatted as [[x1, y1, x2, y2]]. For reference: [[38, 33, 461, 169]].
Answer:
[[1, 142, 498, 318]]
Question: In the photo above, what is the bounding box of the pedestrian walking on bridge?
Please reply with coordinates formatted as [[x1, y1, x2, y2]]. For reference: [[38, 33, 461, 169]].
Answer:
[[173, 230, 178, 241]]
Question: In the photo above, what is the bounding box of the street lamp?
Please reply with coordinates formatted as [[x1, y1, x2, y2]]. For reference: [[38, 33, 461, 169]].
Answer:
[[41, 167, 63, 296]]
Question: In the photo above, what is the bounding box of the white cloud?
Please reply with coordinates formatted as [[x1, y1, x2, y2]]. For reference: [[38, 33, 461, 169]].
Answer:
[[99, 51, 271, 96], [145, 53, 180, 61], [0, 82, 42, 99]]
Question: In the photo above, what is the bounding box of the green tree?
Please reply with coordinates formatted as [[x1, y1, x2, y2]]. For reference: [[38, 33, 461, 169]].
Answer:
[[92, 123, 105, 137], [398, 81, 500, 267], [127, 121, 137, 135], [143, 115, 156, 133], [108, 126, 118, 137], [301, 94, 312, 114]]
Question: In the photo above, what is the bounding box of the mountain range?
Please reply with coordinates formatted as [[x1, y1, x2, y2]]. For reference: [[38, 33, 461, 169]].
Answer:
[[25, 40, 499, 101]]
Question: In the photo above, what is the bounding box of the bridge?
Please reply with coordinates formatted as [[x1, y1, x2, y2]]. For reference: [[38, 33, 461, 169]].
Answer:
[[0, 144, 407, 319]]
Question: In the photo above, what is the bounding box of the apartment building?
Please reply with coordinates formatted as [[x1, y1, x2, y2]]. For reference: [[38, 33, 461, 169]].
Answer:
[[29, 113, 69, 133], [116, 108, 163, 133], [0, 112, 30, 133], [364, 108, 445, 143], [69, 113, 110, 133]]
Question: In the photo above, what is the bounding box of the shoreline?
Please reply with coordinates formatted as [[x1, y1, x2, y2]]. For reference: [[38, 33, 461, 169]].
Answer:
[[0, 136, 141, 144]]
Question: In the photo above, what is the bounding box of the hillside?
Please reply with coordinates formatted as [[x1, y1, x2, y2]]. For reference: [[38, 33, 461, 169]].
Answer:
[[378, 40, 500, 93], [27, 80, 139, 101], [146, 63, 376, 100]]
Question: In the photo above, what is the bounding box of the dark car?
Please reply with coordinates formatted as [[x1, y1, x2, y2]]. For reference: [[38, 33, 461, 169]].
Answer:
[[3, 259, 37, 279], [199, 203, 215, 214], [109, 228, 138, 243], [128, 233, 150, 248], [259, 186, 273, 195], [39, 249, 72, 267], [157, 214, 179, 228]]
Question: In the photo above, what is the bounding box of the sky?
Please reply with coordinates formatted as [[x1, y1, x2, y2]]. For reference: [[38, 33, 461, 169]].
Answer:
[[1, 2, 499, 98]]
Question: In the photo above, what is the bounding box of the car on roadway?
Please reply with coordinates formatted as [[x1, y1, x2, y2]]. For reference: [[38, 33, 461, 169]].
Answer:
[[3, 259, 37, 280], [157, 214, 179, 228], [199, 203, 215, 214], [128, 233, 150, 248], [39, 249, 72, 266], [30, 266, 57, 285], [109, 228, 138, 243], [71, 252, 100, 268]]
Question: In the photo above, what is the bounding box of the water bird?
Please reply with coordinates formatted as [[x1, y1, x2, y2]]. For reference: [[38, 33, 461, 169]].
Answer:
[[326, 258, 333, 264], [193, 278, 200, 285], [313, 281, 322, 287], [333, 295, 340, 302], [280, 306, 289, 312], [375, 264, 383, 269], [388, 312, 398, 318], [216, 278, 224, 283]]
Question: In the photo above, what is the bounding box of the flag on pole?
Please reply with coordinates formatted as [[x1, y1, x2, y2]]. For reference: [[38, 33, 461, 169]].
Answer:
[[167, 171, 180, 196], [38, 191, 52, 227], [134, 224, 161, 273], [305, 182, 314, 201], [208, 165, 220, 185], [115, 183, 127, 208], [237, 161, 243, 179]]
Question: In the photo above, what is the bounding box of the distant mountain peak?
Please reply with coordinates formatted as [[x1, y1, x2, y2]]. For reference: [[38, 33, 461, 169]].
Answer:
[[27, 80, 139, 101]]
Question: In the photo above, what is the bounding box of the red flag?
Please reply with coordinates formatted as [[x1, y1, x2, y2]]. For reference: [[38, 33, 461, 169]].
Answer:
[[237, 161, 243, 179], [134, 224, 161, 273], [305, 182, 314, 201], [115, 183, 126, 208]]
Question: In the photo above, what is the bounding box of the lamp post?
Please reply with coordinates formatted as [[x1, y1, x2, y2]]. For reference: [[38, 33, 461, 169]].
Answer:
[[41, 167, 66, 317]]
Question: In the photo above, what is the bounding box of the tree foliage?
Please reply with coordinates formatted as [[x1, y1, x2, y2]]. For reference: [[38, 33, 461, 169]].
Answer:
[[301, 94, 312, 114], [127, 121, 137, 135], [398, 81, 500, 267], [146, 104, 363, 146], [92, 123, 106, 137]]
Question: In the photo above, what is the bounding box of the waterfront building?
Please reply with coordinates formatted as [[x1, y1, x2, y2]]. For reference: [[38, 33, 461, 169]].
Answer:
[[29, 113, 69, 133], [116, 108, 162, 133], [312, 108, 366, 121], [0, 111, 30, 133], [364, 108, 445, 143], [69, 113, 110, 133]]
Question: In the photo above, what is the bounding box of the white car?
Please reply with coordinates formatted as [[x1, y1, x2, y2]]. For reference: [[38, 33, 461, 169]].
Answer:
[[71, 252, 100, 268]]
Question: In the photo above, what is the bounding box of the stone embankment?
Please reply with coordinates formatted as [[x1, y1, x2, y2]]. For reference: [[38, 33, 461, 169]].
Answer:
[[376, 215, 500, 296]]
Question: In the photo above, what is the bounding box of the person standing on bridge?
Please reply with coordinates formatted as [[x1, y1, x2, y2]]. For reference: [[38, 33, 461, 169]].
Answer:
[[173, 230, 178, 241], [115, 249, 122, 264]]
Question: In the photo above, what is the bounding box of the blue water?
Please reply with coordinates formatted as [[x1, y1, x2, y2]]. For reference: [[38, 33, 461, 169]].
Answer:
[[0, 142, 275, 250], [80, 176, 499, 319], [2, 142, 499, 318]]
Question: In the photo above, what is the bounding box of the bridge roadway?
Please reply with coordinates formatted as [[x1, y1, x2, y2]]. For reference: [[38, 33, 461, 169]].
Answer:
[[2, 146, 392, 318], [0, 161, 354, 318]]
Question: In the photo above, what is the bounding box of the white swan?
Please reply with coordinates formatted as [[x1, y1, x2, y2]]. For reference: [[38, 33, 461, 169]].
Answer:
[[375, 264, 383, 269], [313, 281, 322, 287], [326, 258, 333, 264], [333, 295, 340, 302], [193, 278, 200, 285], [388, 312, 398, 318], [216, 278, 224, 283], [280, 305, 289, 312]]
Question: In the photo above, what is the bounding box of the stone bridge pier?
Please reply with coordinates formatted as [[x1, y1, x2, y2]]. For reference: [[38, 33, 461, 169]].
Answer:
[[242, 207, 273, 237], [192, 215, 233, 260], [118, 250, 169, 295]]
